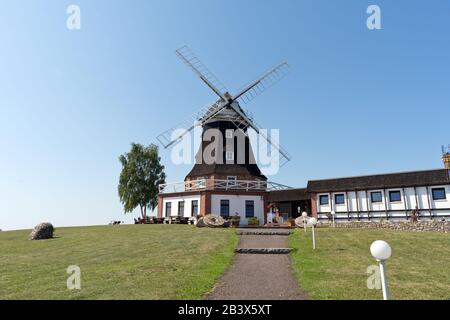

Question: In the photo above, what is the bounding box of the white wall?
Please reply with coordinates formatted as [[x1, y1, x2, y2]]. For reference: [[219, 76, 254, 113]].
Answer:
[[316, 184, 450, 222], [162, 195, 201, 218], [211, 194, 264, 225]]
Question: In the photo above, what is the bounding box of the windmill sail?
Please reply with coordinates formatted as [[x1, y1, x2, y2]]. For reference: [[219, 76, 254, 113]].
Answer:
[[157, 100, 228, 149], [175, 46, 228, 101], [228, 108, 292, 167], [234, 62, 290, 105]]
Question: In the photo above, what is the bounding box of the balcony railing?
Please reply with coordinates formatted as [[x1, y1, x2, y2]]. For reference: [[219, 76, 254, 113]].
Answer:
[[159, 179, 291, 194]]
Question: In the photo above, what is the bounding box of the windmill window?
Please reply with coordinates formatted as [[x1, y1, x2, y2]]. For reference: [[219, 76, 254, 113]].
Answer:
[[220, 200, 230, 218], [389, 190, 402, 202], [225, 129, 234, 139], [370, 191, 383, 203], [226, 151, 234, 161], [165, 202, 172, 217], [197, 177, 206, 188], [319, 195, 329, 206], [432, 188, 446, 201], [227, 176, 237, 187]]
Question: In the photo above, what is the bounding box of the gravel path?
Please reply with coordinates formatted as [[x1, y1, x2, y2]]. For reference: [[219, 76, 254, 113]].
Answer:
[[205, 229, 309, 300]]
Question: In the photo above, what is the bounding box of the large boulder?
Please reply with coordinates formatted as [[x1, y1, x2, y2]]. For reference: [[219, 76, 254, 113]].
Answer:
[[203, 214, 226, 228], [196, 215, 228, 228], [196, 217, 207, 228], [29, 223, 54, 240]]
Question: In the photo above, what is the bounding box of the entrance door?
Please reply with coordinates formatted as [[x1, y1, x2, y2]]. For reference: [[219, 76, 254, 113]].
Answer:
[[278, 203, 292, 221]]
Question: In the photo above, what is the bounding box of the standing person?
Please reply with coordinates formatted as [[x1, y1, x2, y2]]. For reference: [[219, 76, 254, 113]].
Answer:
[[267, 210, 273, 225]]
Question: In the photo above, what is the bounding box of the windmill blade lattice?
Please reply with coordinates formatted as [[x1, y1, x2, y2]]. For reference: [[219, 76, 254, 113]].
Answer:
[[157, 100, 227, 149], [175, 46, 228, 100], [234, 62, 290, 105]]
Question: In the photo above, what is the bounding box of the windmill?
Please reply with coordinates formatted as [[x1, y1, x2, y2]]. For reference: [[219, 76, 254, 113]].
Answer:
[[157, 46, 292, 181]]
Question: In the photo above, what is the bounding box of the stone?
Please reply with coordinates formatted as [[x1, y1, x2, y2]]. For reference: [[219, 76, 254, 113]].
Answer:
[[319, 221, 449, 233], [196, 217, 207, 228], [203, 214, 227, 228], [29, 223, 54, 240], [235, 248, 293, 254]]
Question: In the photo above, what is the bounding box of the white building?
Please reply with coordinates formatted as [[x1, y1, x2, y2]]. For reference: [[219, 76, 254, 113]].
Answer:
[[307, 169, 450, 222]]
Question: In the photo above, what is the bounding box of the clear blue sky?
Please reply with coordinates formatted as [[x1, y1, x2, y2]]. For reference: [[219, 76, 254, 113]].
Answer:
[[1, 0, 449, 230]]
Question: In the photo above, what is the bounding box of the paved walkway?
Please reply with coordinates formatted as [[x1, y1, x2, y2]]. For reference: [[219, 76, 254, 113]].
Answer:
[[205, 229, 309, 300]]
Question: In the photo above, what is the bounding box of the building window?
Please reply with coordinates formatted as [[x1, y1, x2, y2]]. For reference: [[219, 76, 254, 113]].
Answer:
[[225, 129, 233, 139], [227, 176, 237, 187], [389, 190, 402, 202], [178, 201, 185, 217], [165, 202, 172, 217], [432, 188, 446, 201], [335, 194, 345, 205], [226, 151, 234, 161], [197, 177, 206, 188], [220, 200, 230, 218], [191, 200, 198, 216], [371, 191, 383, 203], [319, 195, 329, 206], [245, 200, 255, 218]]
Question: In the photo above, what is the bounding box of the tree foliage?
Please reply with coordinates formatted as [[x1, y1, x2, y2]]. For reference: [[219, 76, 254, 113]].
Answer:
[[118, 143, 166, 219]]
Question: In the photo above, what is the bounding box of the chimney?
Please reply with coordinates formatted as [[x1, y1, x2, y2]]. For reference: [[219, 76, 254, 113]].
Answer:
[[442, 145, 450, 169], [442, 145, 450, 180]]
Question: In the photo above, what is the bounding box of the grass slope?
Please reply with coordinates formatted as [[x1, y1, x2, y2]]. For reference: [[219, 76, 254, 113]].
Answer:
[[0, 225, 238, 300], [289, 228, 450, 300]]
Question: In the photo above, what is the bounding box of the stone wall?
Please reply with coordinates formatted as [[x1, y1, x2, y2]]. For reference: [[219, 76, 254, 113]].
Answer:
[[318, 221, 450, 233]]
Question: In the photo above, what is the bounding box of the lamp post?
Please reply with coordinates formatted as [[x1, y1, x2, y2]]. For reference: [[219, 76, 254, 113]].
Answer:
[[308, 217, 318, 250], [302, 211, 308, 233], [370, 240, 392, 300]]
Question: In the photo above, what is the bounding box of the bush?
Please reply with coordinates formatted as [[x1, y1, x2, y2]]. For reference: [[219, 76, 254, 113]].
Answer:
[[247, 217, 259, 226], [228, 216, 241, 228], [287, 218, 296, 227]]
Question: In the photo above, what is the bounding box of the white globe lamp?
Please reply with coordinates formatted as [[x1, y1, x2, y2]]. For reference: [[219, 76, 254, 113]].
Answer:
[[307, 217, 318, 250], [370, 240, 392, 300], [308, 217, 317, 226], [370, 240, 392, 261], [301, 212, 308, 232]]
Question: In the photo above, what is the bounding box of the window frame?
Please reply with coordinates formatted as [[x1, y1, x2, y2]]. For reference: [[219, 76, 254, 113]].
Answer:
[[220, 200, 230, 218], [197, 177, 206, 188], [334, 194, 345, 205], [178, 201, 185, 217], [319, 194, 329, 206], [432, 187, 447, 201], [225, 151, 234, 161], [165, 202, 172, 217], [225, 129, 234, 139], [191, 200, 199, 216], [370, 191, 383, 203], [245, 200, 255, 218], [227, 176, 237, 187], [389, 190, 402, 203]]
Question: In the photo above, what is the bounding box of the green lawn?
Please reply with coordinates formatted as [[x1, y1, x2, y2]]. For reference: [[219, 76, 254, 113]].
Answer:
[[289, 228, 450, 300], [0, 225, 238, 300]]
